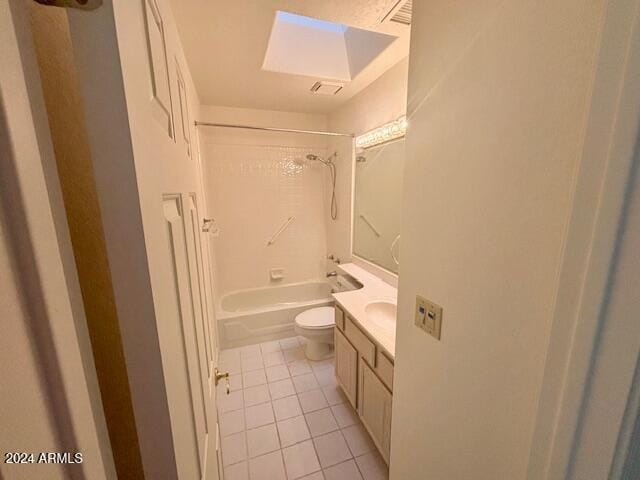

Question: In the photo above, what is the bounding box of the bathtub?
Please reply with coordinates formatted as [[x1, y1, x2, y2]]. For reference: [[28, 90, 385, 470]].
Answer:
[[217, 280, 333, 348]]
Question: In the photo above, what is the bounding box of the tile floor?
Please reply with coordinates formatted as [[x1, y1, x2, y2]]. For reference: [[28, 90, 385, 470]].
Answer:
[[217, 336, 389, 480]]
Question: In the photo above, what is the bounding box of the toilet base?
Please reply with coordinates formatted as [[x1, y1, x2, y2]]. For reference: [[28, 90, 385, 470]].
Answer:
[[303, 340, 334, 361], [295, 323, 335, 361]]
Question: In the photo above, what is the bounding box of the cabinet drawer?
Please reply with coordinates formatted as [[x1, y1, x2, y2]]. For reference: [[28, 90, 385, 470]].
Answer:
[[375, 350, 394, 392], [335, 305, 345, 331], [344, 316, 376, 366]]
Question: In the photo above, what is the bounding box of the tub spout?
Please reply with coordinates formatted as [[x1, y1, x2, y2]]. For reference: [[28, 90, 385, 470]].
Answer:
[[326, 271, 338, 278]]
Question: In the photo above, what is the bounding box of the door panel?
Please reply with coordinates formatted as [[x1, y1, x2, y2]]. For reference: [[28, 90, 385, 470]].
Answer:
[[180, 193, 220, 480], [335, 327, 358, 408], [182, 193, 211, 423], [162, 195, 207, 478], [184, 194, 213, 377], [359, 360, 393, 464]]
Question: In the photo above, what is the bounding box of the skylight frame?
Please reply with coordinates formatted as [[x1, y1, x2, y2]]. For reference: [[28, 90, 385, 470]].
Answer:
[[276, 11, 348, 34], [262, 10, 398, 83]]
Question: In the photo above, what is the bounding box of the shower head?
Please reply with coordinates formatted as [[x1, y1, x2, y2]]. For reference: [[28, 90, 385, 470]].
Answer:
[[305, 152, 337, 165], [294, 154, 325, 167]]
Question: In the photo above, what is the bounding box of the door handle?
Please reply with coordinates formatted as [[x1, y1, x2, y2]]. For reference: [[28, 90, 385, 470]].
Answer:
[[214, 367, 230, 395]]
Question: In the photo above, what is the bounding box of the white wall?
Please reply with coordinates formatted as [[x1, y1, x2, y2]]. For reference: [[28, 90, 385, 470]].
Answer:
[[199, 106, 330, 294], [327, 58, 409, 269], [0, 220, 68, 480], [329, 58, 409, 135], [0, 3, 115, 478], [322, 135, 353, 265], [390, 1, 606, 479], [198, 60, 408, 292]]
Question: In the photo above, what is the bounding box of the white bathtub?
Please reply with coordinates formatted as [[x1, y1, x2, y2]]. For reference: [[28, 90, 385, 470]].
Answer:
[[217, 281, 333, 348]]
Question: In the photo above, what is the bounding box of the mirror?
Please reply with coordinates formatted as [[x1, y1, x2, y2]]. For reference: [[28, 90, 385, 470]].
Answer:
[[353, 139, 405, 274]]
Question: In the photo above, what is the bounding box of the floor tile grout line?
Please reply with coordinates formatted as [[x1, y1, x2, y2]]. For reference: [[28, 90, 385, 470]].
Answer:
[[325, 457, 364, 479], [222, 422, 361, 449], [269, 399, 292, 480], [298, 407, 323, 479], [220, 394, 344, 426], [220, 338, 385, 479], [221, 385, 346, 431], [222, 418, 365, 450], [352, 453, 368, 480]]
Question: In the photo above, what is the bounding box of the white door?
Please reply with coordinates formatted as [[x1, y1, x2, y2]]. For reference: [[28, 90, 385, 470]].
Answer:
[[56, 0, 223, 476], [182, 192, 222, 480], [162, 194, 220, 480]]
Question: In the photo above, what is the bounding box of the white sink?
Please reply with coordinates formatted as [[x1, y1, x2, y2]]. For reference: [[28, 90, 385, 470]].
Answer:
[[364, 301, 397, 333]]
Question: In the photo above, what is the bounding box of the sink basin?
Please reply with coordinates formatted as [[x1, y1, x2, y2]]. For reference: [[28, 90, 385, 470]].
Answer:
[[364, 301, 397, 333]]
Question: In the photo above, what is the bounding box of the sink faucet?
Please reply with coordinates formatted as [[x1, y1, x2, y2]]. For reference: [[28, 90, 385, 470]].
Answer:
[[326, 271, 338, 278]]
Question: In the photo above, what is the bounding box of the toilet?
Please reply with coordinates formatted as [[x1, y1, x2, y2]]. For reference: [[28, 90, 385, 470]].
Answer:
[[294, 306, 335, 360]]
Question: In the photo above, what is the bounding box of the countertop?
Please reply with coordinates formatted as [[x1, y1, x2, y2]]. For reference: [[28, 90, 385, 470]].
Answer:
[[332, 263, 398, 359]]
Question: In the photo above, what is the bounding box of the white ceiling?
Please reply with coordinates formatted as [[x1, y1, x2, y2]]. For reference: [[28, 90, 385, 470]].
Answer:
[[168, 0, 411, 114]]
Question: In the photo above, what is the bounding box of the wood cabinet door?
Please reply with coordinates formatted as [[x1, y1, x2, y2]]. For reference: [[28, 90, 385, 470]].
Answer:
[[335, 327, 358, 409], [359, 360, 393, 464]]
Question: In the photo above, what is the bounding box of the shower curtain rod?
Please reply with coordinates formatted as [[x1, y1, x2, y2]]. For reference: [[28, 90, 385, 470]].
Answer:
[[194, 121, 354, 138]]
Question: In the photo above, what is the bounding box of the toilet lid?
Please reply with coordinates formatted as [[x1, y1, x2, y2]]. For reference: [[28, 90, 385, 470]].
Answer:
[[295, 306, 335, 329]]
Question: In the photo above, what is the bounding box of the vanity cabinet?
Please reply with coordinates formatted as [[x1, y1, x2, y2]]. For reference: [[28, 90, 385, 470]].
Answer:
[[334, 305, 394, 464], [359, 360, 393, 463], [334, 327, 358, 408]]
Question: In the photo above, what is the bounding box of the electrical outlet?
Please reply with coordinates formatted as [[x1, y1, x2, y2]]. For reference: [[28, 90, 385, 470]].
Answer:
[[415, 295, 443, 340]]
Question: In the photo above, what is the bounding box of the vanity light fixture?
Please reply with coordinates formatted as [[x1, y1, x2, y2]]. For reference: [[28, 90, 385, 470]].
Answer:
[[355, 116, 408, 149]]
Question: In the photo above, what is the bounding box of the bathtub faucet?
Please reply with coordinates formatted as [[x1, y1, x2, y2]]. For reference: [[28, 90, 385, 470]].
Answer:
[[326, 271, 338, 278]]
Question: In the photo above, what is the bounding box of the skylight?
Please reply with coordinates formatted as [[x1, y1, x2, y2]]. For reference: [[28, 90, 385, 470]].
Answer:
[[262, 11, 397, 82], [277, 11, 348, 34]]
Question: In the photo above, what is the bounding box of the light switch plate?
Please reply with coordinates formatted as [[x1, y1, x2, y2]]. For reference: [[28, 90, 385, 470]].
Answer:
[[415, 295, 443, 340]]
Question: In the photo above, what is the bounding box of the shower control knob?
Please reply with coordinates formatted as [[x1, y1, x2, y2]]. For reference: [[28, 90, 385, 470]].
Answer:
[[326, 254, 340, 263]]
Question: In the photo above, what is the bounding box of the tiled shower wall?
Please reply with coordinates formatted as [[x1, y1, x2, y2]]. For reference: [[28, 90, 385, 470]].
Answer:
[[204, 141, 329, 294]]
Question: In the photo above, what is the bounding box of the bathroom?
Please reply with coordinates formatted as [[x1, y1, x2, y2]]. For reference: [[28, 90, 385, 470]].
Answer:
[[3, 1, 639, 480], [197, 8, 410, 477]]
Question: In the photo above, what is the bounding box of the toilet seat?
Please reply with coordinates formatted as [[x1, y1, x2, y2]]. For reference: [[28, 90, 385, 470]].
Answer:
[[295, 306, 335, 330]]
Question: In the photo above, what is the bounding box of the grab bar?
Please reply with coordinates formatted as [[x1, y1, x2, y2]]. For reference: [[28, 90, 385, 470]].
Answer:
[[359, 214, 381, 237], [267, 216, 295, 246], [390, 234, 400, 266]]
